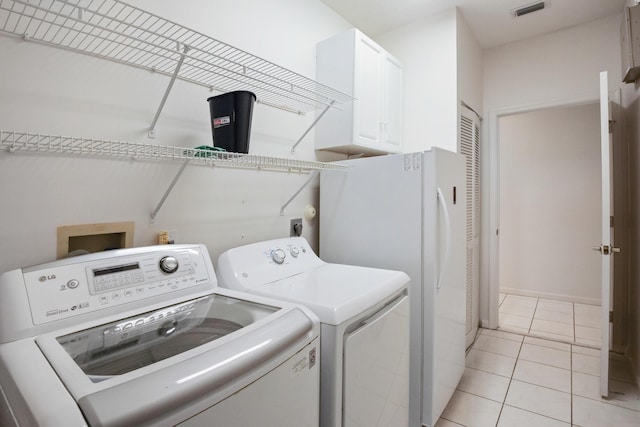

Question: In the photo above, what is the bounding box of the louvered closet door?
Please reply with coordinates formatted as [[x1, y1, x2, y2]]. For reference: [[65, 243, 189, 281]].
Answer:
[[460, 105, 481, 349]]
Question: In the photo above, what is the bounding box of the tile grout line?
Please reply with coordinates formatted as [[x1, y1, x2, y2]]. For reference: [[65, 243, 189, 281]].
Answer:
[[527, 297, 539, 335], [472, 324, 640, 426], [484, 328, 576, 425], [494, 335, 525, 426], [471, 337, 522, 359], [572, 301, 576, 344], [512, 356, 571, 373], [505, 297, 602, 346], [500, 403, 573, 425], [497, 324, 596, 353], [570, 342, 574, 426], [474, 328, 640, 425]]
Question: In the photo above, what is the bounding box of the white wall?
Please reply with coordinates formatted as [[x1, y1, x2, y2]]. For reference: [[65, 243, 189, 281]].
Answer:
[[0, 0, 352, 273], [481, 13, 624, 327], [456, 9, 483, 117], [499, 103, 601, 303], [483, 14, 623, 112], [374, 9, 458, 153]]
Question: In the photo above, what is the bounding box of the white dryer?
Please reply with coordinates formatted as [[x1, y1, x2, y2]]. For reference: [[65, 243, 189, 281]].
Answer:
[[217, 237, 411, 427], [0, 244, 320, 427]]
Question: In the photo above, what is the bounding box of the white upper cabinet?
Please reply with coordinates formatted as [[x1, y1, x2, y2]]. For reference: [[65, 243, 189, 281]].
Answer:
[[316, 29, 403, 155], [384, 54, 404, 149]]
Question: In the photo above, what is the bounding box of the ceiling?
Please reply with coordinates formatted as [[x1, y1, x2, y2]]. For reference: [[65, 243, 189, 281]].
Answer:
[[320, 0, 628, 49]]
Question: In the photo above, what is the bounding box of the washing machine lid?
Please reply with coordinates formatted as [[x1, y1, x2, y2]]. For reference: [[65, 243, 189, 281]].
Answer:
[[51, 293, 278, 378], [234, 263, 409, 325], [35, 289, 319, 427]]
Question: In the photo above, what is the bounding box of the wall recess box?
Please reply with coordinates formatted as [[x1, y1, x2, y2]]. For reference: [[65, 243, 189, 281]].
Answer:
[[57, 221, 134, 259]]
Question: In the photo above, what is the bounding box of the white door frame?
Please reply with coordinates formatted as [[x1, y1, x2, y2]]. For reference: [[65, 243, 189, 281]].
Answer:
[[598, 70, 612, 397], [485, 95, 599, 329]]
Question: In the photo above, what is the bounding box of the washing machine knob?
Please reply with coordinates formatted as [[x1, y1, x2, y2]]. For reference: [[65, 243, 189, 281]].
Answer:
[[159, 256, 179, 273], [271, 249, 286, 264], [289, 247, 299, 258]]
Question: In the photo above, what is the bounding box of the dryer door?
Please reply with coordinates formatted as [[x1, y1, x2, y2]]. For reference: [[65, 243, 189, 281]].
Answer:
[[342, 294, 409, 427]]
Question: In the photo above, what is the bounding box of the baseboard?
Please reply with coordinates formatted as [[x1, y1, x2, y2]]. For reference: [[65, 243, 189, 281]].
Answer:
[[499, 287, 601, 306]]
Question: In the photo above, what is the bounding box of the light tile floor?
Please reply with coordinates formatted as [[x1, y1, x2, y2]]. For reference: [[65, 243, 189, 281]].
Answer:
[[436, 328, 640, 427], [498, 294, 601, 347]]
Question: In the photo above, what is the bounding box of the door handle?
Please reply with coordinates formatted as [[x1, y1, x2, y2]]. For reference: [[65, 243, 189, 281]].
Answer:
[[436, 187, 452, 292], [592, 245, 621, 255]]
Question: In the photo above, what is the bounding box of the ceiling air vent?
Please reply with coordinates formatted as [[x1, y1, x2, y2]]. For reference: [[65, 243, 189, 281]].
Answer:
[[514, 1, 546, 17]]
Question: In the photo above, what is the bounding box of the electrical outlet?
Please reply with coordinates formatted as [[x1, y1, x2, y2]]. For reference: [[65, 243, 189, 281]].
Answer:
[[290, 218, 302, 237]]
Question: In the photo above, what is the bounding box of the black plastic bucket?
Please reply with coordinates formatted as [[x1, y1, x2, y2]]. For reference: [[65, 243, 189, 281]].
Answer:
[[207, 91, 256, 154]]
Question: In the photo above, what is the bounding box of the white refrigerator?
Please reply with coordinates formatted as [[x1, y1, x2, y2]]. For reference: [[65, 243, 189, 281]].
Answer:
[[320, 148, 466, 427]]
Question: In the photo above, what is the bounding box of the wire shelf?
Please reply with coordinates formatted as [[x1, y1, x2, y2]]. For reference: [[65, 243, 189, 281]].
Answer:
[[0, 130, 347, 172], [0, 0, 352, 114]]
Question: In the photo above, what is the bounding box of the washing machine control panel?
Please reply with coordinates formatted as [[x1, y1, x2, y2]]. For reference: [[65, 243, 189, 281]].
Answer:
[[22, 245, 213, 325]]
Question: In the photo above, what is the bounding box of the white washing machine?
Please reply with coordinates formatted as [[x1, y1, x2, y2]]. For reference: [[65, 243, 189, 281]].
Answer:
[[217, 237, 411, 427], [0, 244, 320, 427]]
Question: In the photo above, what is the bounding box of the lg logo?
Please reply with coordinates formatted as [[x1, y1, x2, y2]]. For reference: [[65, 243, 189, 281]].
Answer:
[[38, 274, 56, 282]]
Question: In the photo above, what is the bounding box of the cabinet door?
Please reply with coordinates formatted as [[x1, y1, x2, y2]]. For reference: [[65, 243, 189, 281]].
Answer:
[[355, 35, 383, 146], [384, 55, 403, 149]]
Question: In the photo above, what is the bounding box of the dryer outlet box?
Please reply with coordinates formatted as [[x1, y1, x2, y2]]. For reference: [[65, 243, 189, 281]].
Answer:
[[57, 221, 134, 259], [290, 218, 303, 237]]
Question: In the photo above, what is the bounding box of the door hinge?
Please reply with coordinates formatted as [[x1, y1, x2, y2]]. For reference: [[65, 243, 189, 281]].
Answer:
[[609, 120, 616, 133], [610, 216, 614, 228], [609, 310, 613, 323]]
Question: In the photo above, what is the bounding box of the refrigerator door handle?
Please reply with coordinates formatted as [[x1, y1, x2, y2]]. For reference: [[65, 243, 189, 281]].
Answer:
[[436, 187, 452, 291]]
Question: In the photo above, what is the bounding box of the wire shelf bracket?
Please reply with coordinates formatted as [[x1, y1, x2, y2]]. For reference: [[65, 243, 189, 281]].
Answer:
[[280, 171, 319, 216], [148, 43, 189, 139], [150, 158, 189, 221], [291, 100, 335, 154]]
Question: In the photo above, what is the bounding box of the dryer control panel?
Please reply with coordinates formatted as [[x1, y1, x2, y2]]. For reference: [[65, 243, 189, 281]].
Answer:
[[21, 245, 213, 325], [217, 237, 325, 291]]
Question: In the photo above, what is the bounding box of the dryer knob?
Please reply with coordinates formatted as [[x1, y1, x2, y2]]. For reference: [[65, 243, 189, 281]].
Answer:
[[289, 247, 299, 258], [271, 249, 286, 264], [159, 256, 179, 273]]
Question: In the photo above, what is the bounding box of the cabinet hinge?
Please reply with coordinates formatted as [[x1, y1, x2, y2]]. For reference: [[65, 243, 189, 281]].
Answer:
[[610, 216, 614, 228], [609, 120, 615, 134], [609, 310, 614, 323]]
